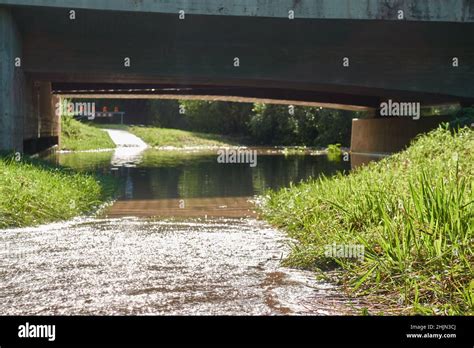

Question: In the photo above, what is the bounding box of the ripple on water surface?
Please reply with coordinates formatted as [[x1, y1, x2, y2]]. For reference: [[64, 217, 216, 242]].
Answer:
[[0, 217, 359, 315]]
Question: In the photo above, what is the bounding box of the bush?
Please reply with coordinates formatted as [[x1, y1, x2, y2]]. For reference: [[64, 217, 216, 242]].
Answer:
[[248, 104, 359, 146], [449, 107, 474, 129], [179, 100, 253, 135]]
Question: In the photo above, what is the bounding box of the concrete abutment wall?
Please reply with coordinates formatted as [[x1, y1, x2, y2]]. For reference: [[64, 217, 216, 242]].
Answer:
[[0, 8, 23, 152], [0, 8, 59, 154]]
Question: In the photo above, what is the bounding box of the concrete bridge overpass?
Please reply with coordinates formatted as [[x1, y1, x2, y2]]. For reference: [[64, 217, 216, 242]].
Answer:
[[1, 0, 474, 153]]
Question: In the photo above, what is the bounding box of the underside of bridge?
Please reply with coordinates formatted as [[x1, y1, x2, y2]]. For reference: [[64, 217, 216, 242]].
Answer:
[[1, 1, 474, 153]]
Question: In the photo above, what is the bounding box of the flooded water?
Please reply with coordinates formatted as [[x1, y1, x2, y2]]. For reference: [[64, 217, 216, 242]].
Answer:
[[0, 147, 368, 315]]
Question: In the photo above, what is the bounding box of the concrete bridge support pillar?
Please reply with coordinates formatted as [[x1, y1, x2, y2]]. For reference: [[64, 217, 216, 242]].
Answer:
[[0, 8, 24, 152], [52, 94, 61, 149], [350, 116, 453, 154], [0, 8, 58, 154], [23, 81, 60, 154]]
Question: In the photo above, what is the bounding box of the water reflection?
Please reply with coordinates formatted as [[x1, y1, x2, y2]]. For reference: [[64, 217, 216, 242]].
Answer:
[[47, 149, 352, 218], [50, 149, 351, 200], [50, 150, 114, 172]]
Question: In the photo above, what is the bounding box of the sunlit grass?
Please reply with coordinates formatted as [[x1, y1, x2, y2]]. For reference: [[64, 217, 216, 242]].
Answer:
[[60, 117, 116, 151], [0, 154, 117, 228], [261, 126, 474, 315], [95, 124, 238, 148]]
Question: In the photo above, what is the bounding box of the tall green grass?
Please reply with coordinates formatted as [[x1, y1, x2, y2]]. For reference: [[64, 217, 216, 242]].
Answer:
[[0, 154, 117, 228], [61, 117, 116, 151], [261, 126, 473, 314]]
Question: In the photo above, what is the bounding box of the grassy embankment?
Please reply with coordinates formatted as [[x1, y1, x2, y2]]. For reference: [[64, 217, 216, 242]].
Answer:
[[60, 117, 116, 151], [95, 124, 238, 148], [261, 126, 473, 315], [0, 154, 117, 228], [0, 118, 119, 228]]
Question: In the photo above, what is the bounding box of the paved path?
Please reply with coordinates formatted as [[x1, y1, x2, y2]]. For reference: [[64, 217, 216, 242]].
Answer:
[[104, 129, 148, 148], [104, 129, 148, 167]]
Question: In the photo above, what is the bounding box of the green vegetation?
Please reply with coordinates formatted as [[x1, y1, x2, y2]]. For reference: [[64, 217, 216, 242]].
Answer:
[[449, 107, 474, 129], [128, 126, 238, 147], [248, 103, 359, 147], [73, 99, 467, 148], [326, 143, 343, 162], [174, 101, 362, 147], [327, 143, 342, 154], [178, 100, 253, 136], [0, 154, 117, 228], [99, 99, 363, 147], [95, 124, 239, 148], [261, 126, 474, 315], [61, 117, 116, 151]]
